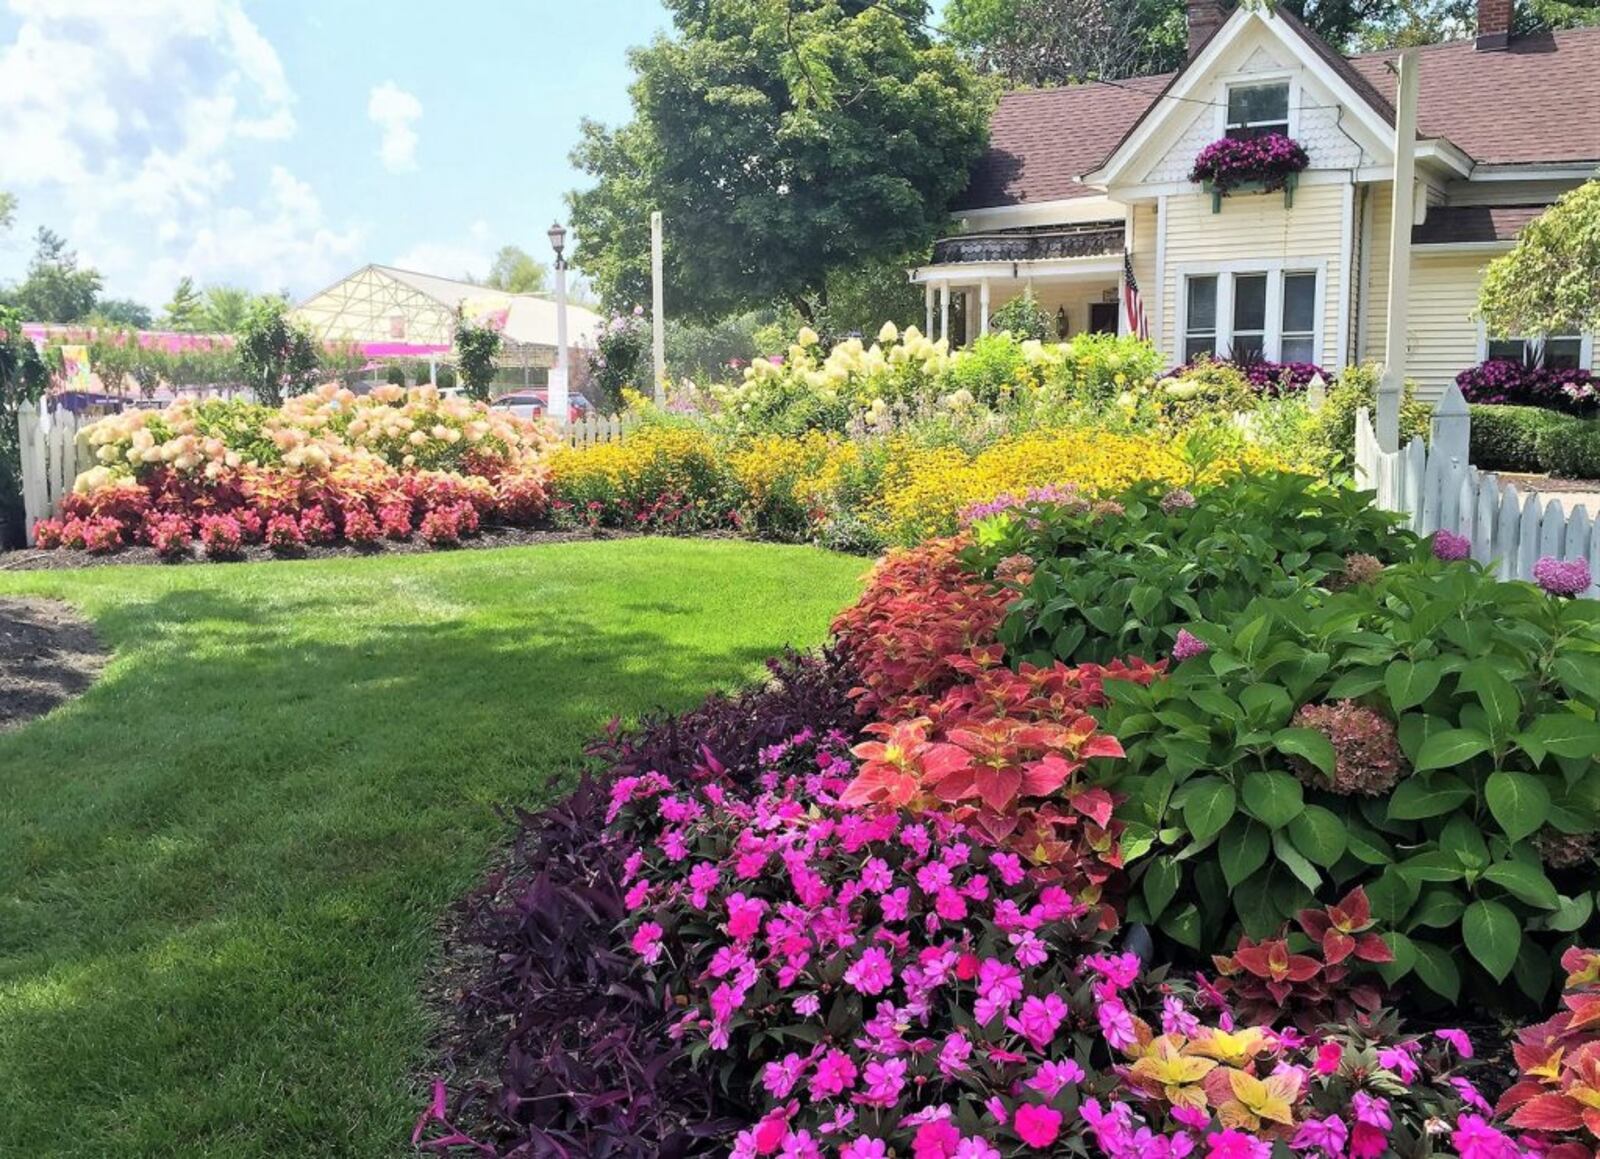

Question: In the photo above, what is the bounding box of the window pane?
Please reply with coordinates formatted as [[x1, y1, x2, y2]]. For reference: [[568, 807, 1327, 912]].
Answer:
[[1282, 273, 1316, 334], [1233, 274, 1267, 332], [1229, 334, 1265, 361], [1487, 338, 1530, 364], [1186, 276, 1217, 332], [1227, 83, 1288, 127], [1281, 336, 1315, 364], [1545, 338, 1583, 371], [1184, 337, 1215, 362]]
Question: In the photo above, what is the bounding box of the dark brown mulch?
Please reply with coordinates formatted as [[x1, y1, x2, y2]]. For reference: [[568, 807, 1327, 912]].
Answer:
[[0, 598, 108, 731], [1499, 472, 1600, 494], [0, 525, 688, 571]]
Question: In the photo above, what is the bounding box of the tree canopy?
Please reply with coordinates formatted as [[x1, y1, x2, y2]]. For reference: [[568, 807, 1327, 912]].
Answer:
[[7, 229, 103, 323], [162, 277, 205, 331], [484, 246, 550, 295], [237, 297, 322, 408], [568, 0, 992, 323], [1479, 179, 1600, 340]]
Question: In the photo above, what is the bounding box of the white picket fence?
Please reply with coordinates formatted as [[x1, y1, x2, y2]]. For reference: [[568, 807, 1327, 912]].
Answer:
[[562, 413, 633, 449], [17, 400, 96, 546], [1355, 383, 1600, 596]]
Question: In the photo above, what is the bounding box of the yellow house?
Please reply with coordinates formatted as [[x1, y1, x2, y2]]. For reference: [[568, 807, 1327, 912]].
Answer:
[[913, 0, 1600, 398]]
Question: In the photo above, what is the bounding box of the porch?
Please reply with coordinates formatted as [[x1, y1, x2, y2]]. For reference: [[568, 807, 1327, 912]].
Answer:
[[909, 222, 1127, 347]]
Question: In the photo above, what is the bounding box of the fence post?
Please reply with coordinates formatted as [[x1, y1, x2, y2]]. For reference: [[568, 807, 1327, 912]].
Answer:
[[19, 401, 46, 544]]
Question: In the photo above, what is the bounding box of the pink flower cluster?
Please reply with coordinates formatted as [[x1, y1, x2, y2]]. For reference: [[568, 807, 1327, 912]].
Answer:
[[1533, 555, 1593, 597]]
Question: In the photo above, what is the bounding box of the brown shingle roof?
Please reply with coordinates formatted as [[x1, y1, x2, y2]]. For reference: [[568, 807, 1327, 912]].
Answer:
[[955, 26, 1600, 209], [1347, 29, 1600, 165], [951, 74, 1172, 209], [1412, 204, 1546, 244]]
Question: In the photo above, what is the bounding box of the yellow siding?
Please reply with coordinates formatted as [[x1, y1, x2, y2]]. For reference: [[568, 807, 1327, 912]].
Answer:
[[1131, 203, 1157, 333], [1406, 254, 1488, 399], [990, 282, 1120, 339], [1362, 185, 1392, 364], [1155, 182, 1349, 368]]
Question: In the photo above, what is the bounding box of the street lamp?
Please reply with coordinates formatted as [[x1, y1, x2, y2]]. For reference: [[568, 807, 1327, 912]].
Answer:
[[547, 221, 570, 425]]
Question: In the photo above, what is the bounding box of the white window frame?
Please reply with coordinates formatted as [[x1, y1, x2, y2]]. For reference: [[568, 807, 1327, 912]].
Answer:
[[1475, 324, 1595, 371], [1215, 71, 1300, 141], [1175, 260, 1327, 365]]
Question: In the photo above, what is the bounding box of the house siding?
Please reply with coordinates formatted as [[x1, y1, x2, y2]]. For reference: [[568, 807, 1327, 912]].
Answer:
[[1406, 253, 1491, 399], [1157, 181, 1348, 368]]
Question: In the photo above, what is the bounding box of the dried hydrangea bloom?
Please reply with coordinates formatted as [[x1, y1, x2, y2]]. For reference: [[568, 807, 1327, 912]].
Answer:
[[1534, 827, 1599, 869], [1090, 500, 1125, 519], [1160, 488, 1197, 514], [1290, 701, 1407, 796], [994, 553, 1035, 587], [1340, 553, 1385, 588], [1432, 530, 1472, 562]]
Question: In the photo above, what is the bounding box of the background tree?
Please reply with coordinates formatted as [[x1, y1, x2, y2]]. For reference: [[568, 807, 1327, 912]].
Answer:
[[0, 304, 49, 545], [452, 310, 503, 402], [10, 229, 102, 323], [484, 246, 550, 295], [91, 299, 154, 329], [569, 0, 992, 323], [0, 191, 15, 233], [162, 277, 205, 331], [1479, 179, 1600, 340], [199, 285, 255, 333], [236, 297, 321, 407]]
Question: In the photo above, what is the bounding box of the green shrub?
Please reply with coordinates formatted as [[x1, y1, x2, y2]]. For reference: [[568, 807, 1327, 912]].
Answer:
[[1100, 561, 1600, 1008], [1308, 364, 1430, 464], [937, 332, 1028, 409], [1155, 357, 1254, 424], [1470, 404, 1581, 472], [970, 472, 1410, 666], [1538, 420, 1600, 479], [987, 289, 1052, 340]]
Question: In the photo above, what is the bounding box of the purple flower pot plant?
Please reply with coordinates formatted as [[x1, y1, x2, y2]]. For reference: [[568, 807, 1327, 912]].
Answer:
[[1189, 133, 1310, 202]]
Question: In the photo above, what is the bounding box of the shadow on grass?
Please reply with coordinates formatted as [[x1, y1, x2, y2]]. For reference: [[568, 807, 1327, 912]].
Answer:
[[0, 570, 811, 1158]]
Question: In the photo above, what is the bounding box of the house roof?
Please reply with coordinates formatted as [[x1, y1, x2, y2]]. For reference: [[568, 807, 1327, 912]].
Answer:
[[371, 265, 603, 347], [1411, 204, 1546, 245], [956, 25, 1600, 208]]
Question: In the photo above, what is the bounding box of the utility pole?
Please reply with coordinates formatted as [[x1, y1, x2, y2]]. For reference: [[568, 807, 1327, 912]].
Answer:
[[651, 211, 666, 404], [1379, 49, 1419, 452]]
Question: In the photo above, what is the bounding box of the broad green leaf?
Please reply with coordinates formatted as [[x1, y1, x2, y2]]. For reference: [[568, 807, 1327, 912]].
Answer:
[[1517, 714, 1600, 766], [1366, 866, 1422, 926], [1553, 655, 1600, 701], [1287, 806, 1346, 867], [1415, 728, 1492, 772], [1344, 821, 1395, 866], [1271, 830, 1321, 891], [1485, 771, 1551, 843], [1463, 899, 1521, 982], [1458, 662, 1522, 737], [1387, 659, 1444, 711], [1273, 728, 1336, 778], [1376, 931, 1417, 985], [1160, 902, 1202, 950], [1406, 889, 1465, 930], [1481, 860, 1560, 910], [1219, 818, 1270, 888], [1142, 860, 1181, 921], [1514, 940, 1554, 1004], [1388, 774, 1475, 820], [1182, 779, 1237, 845], [1398, 850, 1466, 883], [1548, 892, 1595, 933], [1325, 667, 1385, 700], [1242, 771, 1303, 829], [1412, 940, 1462, 1002], [1439, 813, 1491, 868]]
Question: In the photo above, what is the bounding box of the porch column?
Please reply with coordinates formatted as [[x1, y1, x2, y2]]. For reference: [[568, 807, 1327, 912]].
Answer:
[[1378, 48, 1419, 452], [939, 282, 950, 344], [924, 283, 934, 337], [979, 279, 991, 337]]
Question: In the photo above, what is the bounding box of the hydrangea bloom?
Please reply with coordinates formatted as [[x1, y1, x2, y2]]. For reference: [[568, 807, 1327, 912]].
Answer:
[[1433, 530, 1472, 561], [1533, 555, 1592, 597]]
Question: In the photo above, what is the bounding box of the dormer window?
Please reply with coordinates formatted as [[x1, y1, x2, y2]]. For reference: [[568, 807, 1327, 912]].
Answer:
[[1225, 82, 1290, 140]]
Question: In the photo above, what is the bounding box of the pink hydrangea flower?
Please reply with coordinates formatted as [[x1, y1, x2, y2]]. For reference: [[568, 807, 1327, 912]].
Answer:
[[1432, 530, 1471, 561], [1534, 554, 1592, 596], [1172, 629, 1209, 662]]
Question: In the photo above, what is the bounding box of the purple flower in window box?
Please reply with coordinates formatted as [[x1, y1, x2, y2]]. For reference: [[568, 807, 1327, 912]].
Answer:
[[1189, 133, 1311, 196]]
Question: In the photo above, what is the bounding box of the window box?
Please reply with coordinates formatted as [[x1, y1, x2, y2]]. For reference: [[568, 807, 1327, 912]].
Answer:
[[1190, 132, 1309, 213]]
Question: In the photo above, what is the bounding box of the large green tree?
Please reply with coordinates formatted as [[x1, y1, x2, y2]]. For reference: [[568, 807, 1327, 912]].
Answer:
[[162, 277, 205, 331], [92, 299, 154, 329], [199, 285, 256, 333], [10, 229, 102, 323], [1479, 179, 1600, 340], [236, 297, 321, 407], [484, 245, 550, 294], [569, 0, 992, 323], [0, 191, 15, 233]]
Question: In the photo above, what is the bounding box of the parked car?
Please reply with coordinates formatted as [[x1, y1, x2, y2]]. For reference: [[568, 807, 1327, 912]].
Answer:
[[489, 390, 595, 423]]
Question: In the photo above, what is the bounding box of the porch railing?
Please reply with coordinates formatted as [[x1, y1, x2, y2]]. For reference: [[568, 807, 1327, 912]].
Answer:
[[930, 226, 1125, 266]]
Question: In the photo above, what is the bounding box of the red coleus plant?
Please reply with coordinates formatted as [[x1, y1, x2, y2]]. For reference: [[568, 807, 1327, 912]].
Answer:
[[1211, 887, 1391, 1029], [1497, 947, 1600, 1155]]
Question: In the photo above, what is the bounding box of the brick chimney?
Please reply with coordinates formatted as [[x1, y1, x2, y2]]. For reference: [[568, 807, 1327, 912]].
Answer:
[[1477, 0, 1512, 49], [1187, 0, 1230, 60]]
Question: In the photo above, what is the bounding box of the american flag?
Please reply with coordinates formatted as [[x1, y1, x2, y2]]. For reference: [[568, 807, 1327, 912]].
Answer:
[[1122, 250, 1150, 341]]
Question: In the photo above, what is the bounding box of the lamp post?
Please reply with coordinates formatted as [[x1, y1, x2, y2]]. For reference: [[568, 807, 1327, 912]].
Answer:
[[547, 220, 570, 425]]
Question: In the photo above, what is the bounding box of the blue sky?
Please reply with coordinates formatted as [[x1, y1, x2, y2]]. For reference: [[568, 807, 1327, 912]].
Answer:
[[0, 0, 671, 308]]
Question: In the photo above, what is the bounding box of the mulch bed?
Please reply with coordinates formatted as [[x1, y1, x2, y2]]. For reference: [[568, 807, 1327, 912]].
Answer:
[[1499, 472, 1600, 495], [0, 526, 667, 571], [0, 598, 108, 731]]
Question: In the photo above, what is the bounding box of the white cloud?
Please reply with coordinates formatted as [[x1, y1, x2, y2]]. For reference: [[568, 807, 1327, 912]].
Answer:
[[367, 81, 421, 173], [390, 220, 495, 282], [0, 0, 363, 304]]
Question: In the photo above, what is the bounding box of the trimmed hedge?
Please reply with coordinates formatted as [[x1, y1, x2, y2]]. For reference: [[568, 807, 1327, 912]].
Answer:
[[1538, 419, 1600, 479], [1469, 404, 1583, 472]]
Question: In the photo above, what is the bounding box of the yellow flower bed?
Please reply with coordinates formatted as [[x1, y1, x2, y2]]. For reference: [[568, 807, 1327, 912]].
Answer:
[[869, 428, 1279, 545]]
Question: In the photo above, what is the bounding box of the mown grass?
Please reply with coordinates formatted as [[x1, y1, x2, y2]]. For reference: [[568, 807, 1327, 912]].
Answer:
[[0, 538, 865, 1157]]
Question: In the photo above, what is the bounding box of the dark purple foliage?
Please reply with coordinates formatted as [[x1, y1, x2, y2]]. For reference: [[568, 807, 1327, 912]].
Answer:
[[420, 650, 863, 1156], [1188, 132, 1310, 193], [1164, 356, 1328, 396], [1456, 358, 1599, 417]]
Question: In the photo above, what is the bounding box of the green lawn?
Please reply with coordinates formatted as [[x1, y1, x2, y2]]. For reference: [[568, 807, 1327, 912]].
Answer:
[[0, 539, 864, 1158]]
